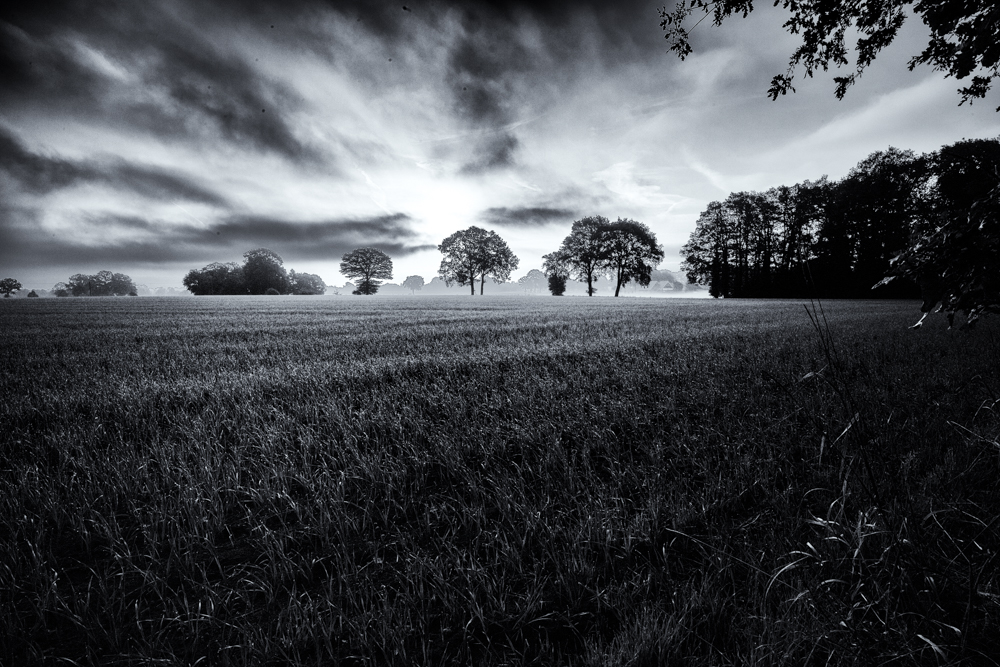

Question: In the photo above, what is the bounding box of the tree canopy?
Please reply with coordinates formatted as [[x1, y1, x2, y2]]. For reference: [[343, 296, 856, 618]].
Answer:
[[544, 216, 663, 297], [0, 278, 22, 298], [243, 248, 289, 295], [660, 0, 1000, 107], [183, 262, 246, 295], [340, 247, 393, 296], [597, 219, 665, 297], [879, 138, 1000, 325], [183, 249, 318, 296], [64, 271, 137, 297], [682, 137, 1000, 324], [438, 227, 519, 295], [543, 216, 609, 296]]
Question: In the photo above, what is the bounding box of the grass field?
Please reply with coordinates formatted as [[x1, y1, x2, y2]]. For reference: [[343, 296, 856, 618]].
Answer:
[[2, 296, 999, 665]]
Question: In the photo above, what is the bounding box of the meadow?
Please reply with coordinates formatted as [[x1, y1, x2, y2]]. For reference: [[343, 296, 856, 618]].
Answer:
[[1, 295, 999, 665]]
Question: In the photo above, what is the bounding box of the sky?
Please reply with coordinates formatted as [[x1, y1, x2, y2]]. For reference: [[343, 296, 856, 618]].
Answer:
[[2, 0, 999, 290]]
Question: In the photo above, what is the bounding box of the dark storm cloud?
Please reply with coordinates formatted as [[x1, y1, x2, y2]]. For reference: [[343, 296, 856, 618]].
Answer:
[[480, 205, 575, 227], [0, 128, 228, 205], [460, 132, 519, 174], [431, 0, 662, 172], [0, 19, 110, 106], [1, 0, 665, 173], [207, 213, 432, 259], [0, 210, 432, 270], [0, 4, 320, 165], [0, 127, 90, 193], [448, 31, 530, 127], [143, 39, 316, 163]]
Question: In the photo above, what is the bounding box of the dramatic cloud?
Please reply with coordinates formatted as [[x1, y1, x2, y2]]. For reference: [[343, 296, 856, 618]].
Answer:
[[1, 0, 998, 289], [0, 209, 432, 275], [0, 4, 320, 164], [480, 206, 575, 227], [207, 214, 434, 260], [0, 128, 228, 205]]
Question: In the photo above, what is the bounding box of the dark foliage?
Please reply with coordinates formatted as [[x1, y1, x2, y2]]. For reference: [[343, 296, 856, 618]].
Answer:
[[544, 216, 664, 297], [243, 248, 289, 295], [62, 271, 136, 297], [661, 0, 1000, 107], [879, 138, 1000, 325], [340, 248, 393, 296], [681, 139, 1000, 307], [184, 249, 319, 296], [0, 278, 22, 298], [438, 227, 519, 295]]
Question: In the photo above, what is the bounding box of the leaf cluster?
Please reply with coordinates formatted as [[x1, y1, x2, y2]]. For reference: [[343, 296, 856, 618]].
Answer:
[[879, 139, 1000, 324], [660, 0, 1000, 106]]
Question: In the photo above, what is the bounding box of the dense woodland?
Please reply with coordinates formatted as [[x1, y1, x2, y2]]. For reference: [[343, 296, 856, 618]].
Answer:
[[681, 138, 1000, 300]]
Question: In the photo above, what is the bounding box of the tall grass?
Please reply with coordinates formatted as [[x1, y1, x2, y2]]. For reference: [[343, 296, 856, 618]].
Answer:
[[1, 296, 998, 665]]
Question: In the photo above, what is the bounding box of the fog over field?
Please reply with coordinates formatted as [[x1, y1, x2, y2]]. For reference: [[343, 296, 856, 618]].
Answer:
[[2, 0, 998, 289]]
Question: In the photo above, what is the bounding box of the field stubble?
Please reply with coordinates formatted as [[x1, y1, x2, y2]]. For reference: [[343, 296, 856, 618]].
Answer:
[[1, 295, 999, 665]]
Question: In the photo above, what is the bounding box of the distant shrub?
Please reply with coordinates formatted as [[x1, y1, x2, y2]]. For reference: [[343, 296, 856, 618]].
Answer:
[[548, 274, 567, 296], [27, 290, 38, 298], [265, 287, 280, 295]]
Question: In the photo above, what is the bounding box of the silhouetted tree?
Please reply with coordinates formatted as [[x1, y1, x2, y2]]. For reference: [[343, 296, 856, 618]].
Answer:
[[682, 201, 733, 298], [65, 271, 136, 296], [183, 262, 246, 295], [402, 275, 425, 294], [0, 278, 22, 298], [661, 0, 1000, 106], [243, 248, 289, 295], [438, 227, 519, 295], [27, 290, 38, 298], [544, 216, 608, 296], [683, 147, 933, 300], [597, 218, 665, 297], [341, 247, 393, 296]]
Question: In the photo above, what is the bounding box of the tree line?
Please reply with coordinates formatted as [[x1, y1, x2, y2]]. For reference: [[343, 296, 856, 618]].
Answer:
[[183, 249, 326, 295], [680, 138, 1000, 310], [336, 219, 664, 298], [44, 271, 139, 297]]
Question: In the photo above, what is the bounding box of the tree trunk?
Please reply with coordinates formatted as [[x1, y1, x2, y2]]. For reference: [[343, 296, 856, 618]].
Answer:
[[480, 274, 485, 295], [614, 265, 623, 297], [587, 272, 594, 296]]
